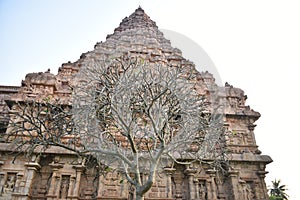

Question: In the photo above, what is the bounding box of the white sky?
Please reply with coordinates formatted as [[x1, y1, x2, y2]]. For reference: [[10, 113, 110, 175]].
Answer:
[[1, 0, 299, 199]]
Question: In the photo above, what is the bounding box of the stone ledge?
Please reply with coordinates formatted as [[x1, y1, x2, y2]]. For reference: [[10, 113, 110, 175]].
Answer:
[[230, 153, 273, 163]]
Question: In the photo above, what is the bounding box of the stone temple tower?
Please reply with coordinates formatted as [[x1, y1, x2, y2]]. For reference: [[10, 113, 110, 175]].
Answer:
[[0, 7, 272, 200]]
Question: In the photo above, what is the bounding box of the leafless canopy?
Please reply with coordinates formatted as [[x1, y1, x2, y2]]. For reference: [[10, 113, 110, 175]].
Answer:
[[4, 55, 227, 198]]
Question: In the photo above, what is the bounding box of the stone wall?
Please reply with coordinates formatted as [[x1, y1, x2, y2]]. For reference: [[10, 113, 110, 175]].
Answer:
[[0, 148, 270, 199]]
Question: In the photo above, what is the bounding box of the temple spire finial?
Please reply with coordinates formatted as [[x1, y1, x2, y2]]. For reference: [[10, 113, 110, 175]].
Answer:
[[136, 5, 144, 13]]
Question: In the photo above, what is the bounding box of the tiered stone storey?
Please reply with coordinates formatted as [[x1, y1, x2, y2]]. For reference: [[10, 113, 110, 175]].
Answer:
[[0, 7, 271, 200]]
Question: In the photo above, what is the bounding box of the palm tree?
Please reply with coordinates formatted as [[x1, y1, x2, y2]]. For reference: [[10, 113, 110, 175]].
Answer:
[[269, 179, 289, 200]]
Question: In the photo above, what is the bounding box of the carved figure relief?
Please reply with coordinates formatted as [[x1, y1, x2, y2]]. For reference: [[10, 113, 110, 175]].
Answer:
[[239, 179, 254, 200], [3, 173, 16, 194], [199, 181, 207, 200], [244, 183, 254, 200], [229, 131, 243, 145], [60, 175, 70, 199]]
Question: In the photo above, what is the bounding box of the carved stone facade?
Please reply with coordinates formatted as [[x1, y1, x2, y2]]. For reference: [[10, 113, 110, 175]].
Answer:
[[0, 7, 271, 200]]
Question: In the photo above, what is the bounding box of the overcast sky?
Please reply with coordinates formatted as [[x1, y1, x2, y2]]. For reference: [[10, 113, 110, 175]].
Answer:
[[1, 1, 300, 199]]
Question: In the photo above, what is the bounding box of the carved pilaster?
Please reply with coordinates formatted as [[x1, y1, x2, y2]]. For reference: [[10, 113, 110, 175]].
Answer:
[[228, 169, 240, 200], [257, 171, 269, 200], [164, 167, 176, 198], [253, 180, 263, 200], [206, 169, 217, 200], [185, 167, 197, 200], [47, 163, 63, 200], [22, 162, 40, 196], [14, 172, 24, 193], [54, 176, 61, 198], [68, 175, 76, 198], [72, 165, 84, 198], [97, 173, 103, 198], [0, 173, 5, 197], [206, 179, 212, 200]]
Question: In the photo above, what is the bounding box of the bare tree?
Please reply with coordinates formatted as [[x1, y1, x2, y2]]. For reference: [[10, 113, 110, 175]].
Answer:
[[4, 98, 79, 158], [4, 55, 227, 200]]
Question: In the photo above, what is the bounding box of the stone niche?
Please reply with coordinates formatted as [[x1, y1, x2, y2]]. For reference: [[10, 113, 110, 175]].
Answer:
[[28, 154, 98, 200]]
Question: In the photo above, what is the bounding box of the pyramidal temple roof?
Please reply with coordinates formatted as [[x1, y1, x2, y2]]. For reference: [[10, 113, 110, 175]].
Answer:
[[12, 7, 260, 118], [111, 6, 158, 34], [91, 6, 185, 63]]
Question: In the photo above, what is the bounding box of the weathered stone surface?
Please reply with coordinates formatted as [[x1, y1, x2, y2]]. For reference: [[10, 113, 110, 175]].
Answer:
[[0, 7, 271, 200], [0, 85, 20, 135]]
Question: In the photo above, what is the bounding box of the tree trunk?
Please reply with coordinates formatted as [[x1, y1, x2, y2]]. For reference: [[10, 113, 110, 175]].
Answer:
[[136, 192, 145, 200], [136, 195, 144, 200]]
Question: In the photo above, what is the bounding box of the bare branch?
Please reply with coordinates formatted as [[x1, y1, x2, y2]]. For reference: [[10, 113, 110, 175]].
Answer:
[[5, 54, 227, 198]]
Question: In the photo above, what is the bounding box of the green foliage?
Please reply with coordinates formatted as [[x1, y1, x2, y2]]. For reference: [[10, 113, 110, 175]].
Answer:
[[270, 195, 284, 200], [104, 166, 113, 172], [269, 179, 289, 200]]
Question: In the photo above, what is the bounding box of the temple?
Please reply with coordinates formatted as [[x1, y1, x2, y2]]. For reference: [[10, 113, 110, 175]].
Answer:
[[0, 7, 272, 200]]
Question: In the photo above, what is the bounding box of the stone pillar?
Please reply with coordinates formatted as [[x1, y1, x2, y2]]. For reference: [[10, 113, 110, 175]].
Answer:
[[68, 175, 76, 198], [0, 161, 5, 196], [206, 169, 217, 200], [206, 179, 212, 200], [47, 163, 63, 200], [13, 173, 24, 194], [164, 167, 176, 198], [228, 169, 240, 200], [47, 171, 57, 198], [21, 162, 40, 198], [194, 179, 199, 200], [97, 174, 104, 199], [239, 179, 247, 200], [185, 167, 197, 200], [54, 176, 61, 198], [253, 180, 262, 200], [72, 165, 84, 198], [0, 173, 4, 196], [257, 171, 269, 200]]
